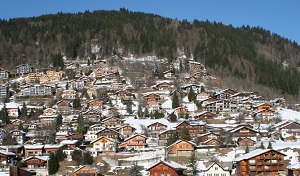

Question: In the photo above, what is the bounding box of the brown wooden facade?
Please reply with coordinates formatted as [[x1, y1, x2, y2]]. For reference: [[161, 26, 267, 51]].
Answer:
[[176, 121, 206, 138], [146, 160, 186, 176], [167, 140, 196, 155], [121, 134, 148, 150], [73, 165, 101, 176], [235, 149, 286, 176]]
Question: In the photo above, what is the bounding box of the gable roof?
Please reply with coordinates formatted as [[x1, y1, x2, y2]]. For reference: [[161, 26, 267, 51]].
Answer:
[[176, 120, 206, 128], [147, 121, 167, 128], [123, 134, 147, 142], [203, 162, 230, 171], [73, 165, 100, 174], [146, 160, 187, 171], [90, 136, 116, 144], [166, 139, 197, 149], [234, 149, 286, 162], [24, 155, 49, 162]]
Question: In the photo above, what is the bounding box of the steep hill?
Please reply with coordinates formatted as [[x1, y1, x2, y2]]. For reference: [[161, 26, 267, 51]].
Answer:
[[0, 9, 300, 100]]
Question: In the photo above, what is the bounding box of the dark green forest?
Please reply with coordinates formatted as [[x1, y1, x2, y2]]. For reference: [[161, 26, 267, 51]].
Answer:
[[0, 8, 300, 96]]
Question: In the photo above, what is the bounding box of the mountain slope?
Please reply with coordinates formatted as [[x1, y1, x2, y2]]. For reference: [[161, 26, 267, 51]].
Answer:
[[0, 9, 300, 98]]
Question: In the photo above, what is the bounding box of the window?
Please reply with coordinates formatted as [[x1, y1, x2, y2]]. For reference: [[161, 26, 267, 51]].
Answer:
[[215, 167, 218, 171]]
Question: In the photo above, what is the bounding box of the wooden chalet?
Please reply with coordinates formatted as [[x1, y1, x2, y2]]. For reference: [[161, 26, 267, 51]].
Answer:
[[196, 92, 210, 101], [278, 121, 300, 141], [156, 82, 172, 90], [144, 93, 161, 102], [24, 145, 44, 157], [24, 156, 48, 168], [237, 137, 256, 147], [158, 129, 177, 146], [44, 144, 64, 154], [121, 134, 148, 150], [146, 160, 187, 176], [216, 88, 237, 100], [115, 90, 136, 100], [176, 121, 206, 138], [194, 111, 216, 121], [147, 122, 167, 137], [59, 140, 81, 148], [229, 126, 259, 142], [73, 165, 102, 176], [82, 108, 102, 122], [0, 150, 17, 167], [91, 136, 116, 154], [202, 162, 231, 176], [96, 128, 120, 139], [56, 100, 72, 114], [116, 124, 136, 139], [87, 100, 103, 110], [234, 149, 286, 176], [198, 132, 219, 144], [102, 117, 124, 129], [167, 140, 196, 155]]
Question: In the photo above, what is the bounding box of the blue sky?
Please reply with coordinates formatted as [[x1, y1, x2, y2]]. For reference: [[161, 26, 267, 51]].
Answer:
[[0, 0, 299, 44]]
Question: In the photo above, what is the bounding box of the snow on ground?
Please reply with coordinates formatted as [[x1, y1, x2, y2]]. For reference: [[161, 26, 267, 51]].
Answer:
[[277, 107, 300, 121], [219, 149, 245, 162], [124, 117, 177, 133], [272, 140, 300, 150]]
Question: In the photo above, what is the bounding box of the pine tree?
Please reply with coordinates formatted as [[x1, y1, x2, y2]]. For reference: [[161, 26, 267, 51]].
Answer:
[[128, 163, 142, 176], [55, 114, 62, 131], [172, 92, 180, 109], [83, 152, 94, 165], [259, 142, 265, 149], [166, 131, 180, 146], [76, 113, 84, 134], [189, 151, 198, 176], [200, 85, 205, 93], [179, 127, 191, 141], [188, 87, 196, 102], [170, 113, 177, 122], [245, 145, 249, 153], [2, 133, 15, 145], [137, 104, 143, 118], [267, 142, 273, 149], [126, 101, 133, 114], [55, 147, 66, 162], [0, 106, 9, 124], [20, 102, 27, 118], [48, 152, 60, 175], [72, 149, 83, 166], [144, 107, 149, 117], [73, 97, 81, 110]]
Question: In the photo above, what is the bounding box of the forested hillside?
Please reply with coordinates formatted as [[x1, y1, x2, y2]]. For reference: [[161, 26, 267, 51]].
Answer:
[[0, 8, 300, 98]]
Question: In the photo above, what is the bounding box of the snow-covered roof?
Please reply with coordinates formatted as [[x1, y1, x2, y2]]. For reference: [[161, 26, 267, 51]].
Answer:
[[24, 144, 44, 149], [234, 149, 286, 162], [124, 118, 177, 133], [60, 140, 79, 145], [24, 155, 49, 161], [166, 139, 197, 149], [0, 150, 16, 156], [146, 160, 187, 171], [287, 162, 300, 169]]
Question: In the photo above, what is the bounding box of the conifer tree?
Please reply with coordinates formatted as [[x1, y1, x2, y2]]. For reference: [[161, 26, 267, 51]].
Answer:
[[83, 152, 94, 165], [144, 107, 149, 117], [137, 104, 143, 118], [20, 102, 27, 118], [128, 163, 142, 176], [189, 151, 198, 176], [72, 149, 83, 166], [55, 114, 62, 131], [166, 131, 180, 146], [55, 147, 66, 162], [179, 127, 191, 141], [259, 142, 265, 149], [267, 142, 273, 149], [76, 113, 84, 134], [245, 145, 249, 153], [0, 106, 9, 124], [170, 113, 177, 122], [188, 87, 196, 102], [172, 92, 180, 109], [48, 152, 60, 175]]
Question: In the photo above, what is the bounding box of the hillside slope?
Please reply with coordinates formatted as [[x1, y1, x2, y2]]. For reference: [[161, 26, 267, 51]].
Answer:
[[0, 9, 300, 99]]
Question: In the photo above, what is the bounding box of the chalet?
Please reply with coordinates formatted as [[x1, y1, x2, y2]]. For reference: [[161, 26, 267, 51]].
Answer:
[[216, 88, 237, 100], [252, 108, 275, 121], [0, 68, 10, 78], [155, 82, 172, 90], [174, 106, 189, 116], [167, 140, 196, 155], [44, 144, 64, 154], [91, 136, 116, 154], [194, 111, 216, 121], [24, 145, 44, 157], [243, 101, 253, 110], [229, 126, 259, 142], [116, 124, 136, 139], [94, 68, 106, 78], [176, 121, 206, 138], [39, 108, 59, 126], [10, 130, 26, 145], [147, 101, 161, 112], [286, 162, 300, 176], [144, 93, 161, 102], [278, 121, 300, 141], [121, 134, 148, 150], [237, 137, 256, 147], [0, 150, 17, 167], [188, 60, 205, 70], [5, 102, 20, 117], [96, 128, 120, 139], [202, 138, 222, 146], [26, 73, 42, 83], [23, 156, 48, 169], [87, 100, 103, 110], [102, 117, 124, 129], [146, 160, 187, 176], [55, 130, 70, 142], [234, 149, 286, 176], [87, 87, 97, 98], [56, 100, 72, 114], [85, 124, 105, 141], [16, 64, 33, 75], [163, 70, 175, 78], [147, 122, 167, 137], [0, 145, 24, 157], [196, 92, 210, 101], [0, 84, 9, 98], [62, 90, 77, 100], [60, 140, 81, 148], [82, 108, 102, 122], [115, 90, 136, 100], [181, 84, 201, 94], [202, 162, 231, 176], [198, 132, 219, 143], [158, 129, 177, 146], [73, 165, 102, 176], [253, 103, 273, 111], [205, 100, 237, 114], [201, 97, 218, 107]]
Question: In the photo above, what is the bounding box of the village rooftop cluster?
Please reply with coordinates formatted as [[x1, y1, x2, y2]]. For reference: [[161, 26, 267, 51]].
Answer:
[[0, 55, 299, 176]]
